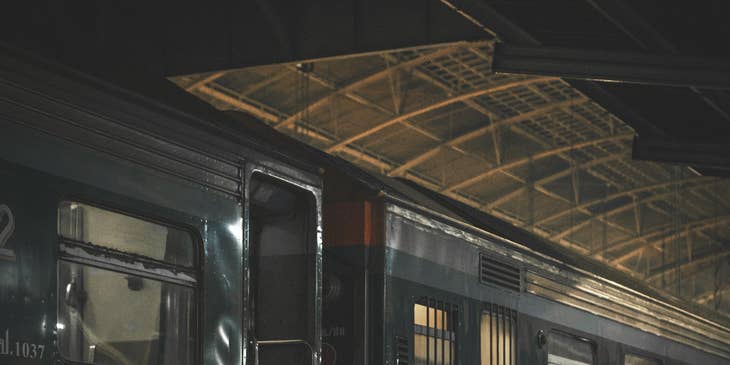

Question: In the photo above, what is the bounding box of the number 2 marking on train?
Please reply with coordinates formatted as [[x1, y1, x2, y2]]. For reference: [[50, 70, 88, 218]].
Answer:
[[0, 204, 15, 249]]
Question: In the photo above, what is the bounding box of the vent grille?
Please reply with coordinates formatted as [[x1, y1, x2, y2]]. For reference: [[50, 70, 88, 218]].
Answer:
[[479, 253, 522, 292], [395, 336, 409, 365]]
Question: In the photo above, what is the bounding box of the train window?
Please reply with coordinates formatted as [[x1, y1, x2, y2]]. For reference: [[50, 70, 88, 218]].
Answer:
[[547, 331, 595, 365], [57, 201, 197, 365], [624, 353, 662, 365], [58, 201, 195, 267], [413, 299, 457, 365], [481, 304, 517, 365]]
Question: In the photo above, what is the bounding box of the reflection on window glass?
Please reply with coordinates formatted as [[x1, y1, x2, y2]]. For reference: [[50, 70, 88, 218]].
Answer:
[[413, 301, 456, 365], [625, 354, 661, 365], [57, 262, 195, 365], [57, 202, 197, 365], [58, 202, 195, 267], [547, 331, 594, 365], [481, 306, 516, 365]]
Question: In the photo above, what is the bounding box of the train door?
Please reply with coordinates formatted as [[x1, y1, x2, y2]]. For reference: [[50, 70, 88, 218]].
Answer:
[[246, 169, 322, 365]]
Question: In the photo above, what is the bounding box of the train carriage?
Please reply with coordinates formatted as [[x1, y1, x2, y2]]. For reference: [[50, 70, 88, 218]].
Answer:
[[320, 155, 730, 365], [0, 46, 323, 365], [1, 44, 730, 365]]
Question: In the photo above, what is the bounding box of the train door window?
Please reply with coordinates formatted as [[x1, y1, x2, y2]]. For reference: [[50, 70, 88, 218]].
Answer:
[[413, 299, 457, 365], [547, 331, 595, 365], [57, 201, 198, 365], [624, 353, 662, 365], [481, 304, 516, 365], [249, 173, 317, 364]]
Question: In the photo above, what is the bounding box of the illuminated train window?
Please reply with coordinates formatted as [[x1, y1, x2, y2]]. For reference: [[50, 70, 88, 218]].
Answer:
[[624, 353, 662, 365], [57, 201, 197, 365], [481, 304, 517, 365], [413, 299, 457, 365], [547, 331, 595, 365]]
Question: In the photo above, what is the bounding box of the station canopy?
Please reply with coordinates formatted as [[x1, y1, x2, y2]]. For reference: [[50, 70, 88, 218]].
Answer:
[[171, 38, 729, 317]]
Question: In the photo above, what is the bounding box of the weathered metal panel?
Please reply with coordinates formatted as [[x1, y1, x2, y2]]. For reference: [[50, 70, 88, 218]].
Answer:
[[0, 57, 243, 198], [384, 202, 730, 361]]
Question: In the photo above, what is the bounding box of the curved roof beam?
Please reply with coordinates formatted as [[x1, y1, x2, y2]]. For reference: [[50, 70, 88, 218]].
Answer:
[[553, 180, 721, 241], [599, 214, 729, 258], [608, 215, 730, 264], [644, 249, 730, 282], [325, 76, 556, 153], [442, 133, 633, 193], [196, 82, 444, 191], [659, 258, 721, 289], [696, 286, 730, 306], [275, 46, 460, 130], [290, 66, 447, 144], [185, 71, 225, 92], [484, 153, 628, 210], [534, 177, 720, 227], [386, 97, 589, 177]]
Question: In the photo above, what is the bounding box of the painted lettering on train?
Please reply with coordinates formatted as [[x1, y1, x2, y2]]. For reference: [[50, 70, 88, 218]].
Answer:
[[323, 325, 346, 337], [0, 329, 45, 360], [0, 204, 16, 259]]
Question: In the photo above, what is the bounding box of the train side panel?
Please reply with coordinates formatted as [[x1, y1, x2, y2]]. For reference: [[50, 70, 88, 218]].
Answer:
[[380, 203, 730, 365], [0, 135, 244, 365], [0, 56, 246, 364]]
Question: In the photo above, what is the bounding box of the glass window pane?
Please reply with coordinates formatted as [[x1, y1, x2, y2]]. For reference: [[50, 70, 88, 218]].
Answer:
[[414, 303, 448, 329], [547, 331, 594, 365], [58, 202, 195, 267], [413, 301, 457, 365], [492, 315, 498, 364], [57, 261, 195, 365], [415, 304, 428, 326], [481, 310, 516, 365], [480, 313, 490, 365], [444, 340, 453, 365], [625, 354, 661, 365], [414, 334, 427, 365]]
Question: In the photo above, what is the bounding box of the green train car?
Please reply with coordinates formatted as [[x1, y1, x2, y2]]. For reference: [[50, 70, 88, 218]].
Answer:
[[0, 47, 323, 365], [1, 45, 729, 365], [320, 165, 730, 365]]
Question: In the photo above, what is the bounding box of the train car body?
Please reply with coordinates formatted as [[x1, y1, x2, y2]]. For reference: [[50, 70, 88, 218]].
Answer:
[[0, 47, 323, 365], [1, 43, 730, 365], [322, 163, 730, 365]]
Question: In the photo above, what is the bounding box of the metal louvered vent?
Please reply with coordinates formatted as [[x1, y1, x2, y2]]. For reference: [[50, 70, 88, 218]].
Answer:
[[395, 336, 409, 365], [479, 253, 522, 292]]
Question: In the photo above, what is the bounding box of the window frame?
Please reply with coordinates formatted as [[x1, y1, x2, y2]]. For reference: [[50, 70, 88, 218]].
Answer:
[[480, 302, 518, 365], [56, 197, 203, 365], [412, 296, 459, 365], [545, 329, 597, 365], [243, 166, 324, 365], [622, 350, 664, 365]]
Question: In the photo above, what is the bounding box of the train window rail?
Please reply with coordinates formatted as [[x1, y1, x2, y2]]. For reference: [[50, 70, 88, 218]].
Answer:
[[547, 330, 595, 365], [413, 298, 457, 365], [57, 202, 195, 267], [57, 201, 198, 365], [624, 353, 662, 365], [481, 304, 517, 365]]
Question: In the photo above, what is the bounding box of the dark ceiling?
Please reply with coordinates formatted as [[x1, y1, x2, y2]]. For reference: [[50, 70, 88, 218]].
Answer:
[[445, 0, 730, 175]]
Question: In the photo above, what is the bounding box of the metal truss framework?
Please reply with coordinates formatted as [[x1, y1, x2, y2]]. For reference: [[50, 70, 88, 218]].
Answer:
[[173, 43, 730, 313], [492, 44, 730, 90]]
